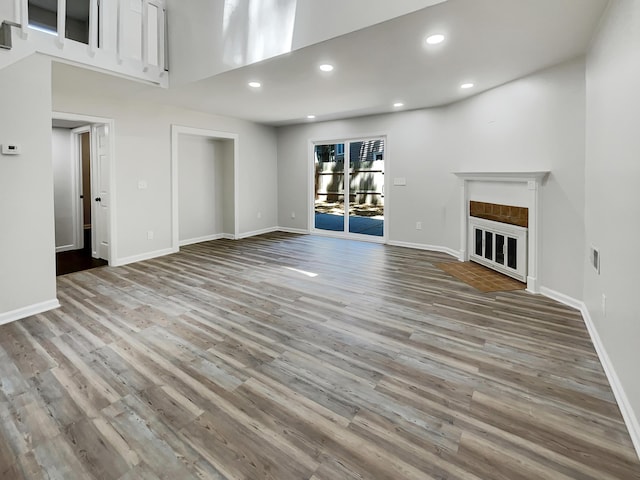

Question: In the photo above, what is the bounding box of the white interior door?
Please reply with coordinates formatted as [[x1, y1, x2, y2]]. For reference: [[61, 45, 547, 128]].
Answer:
[[92, 124, 110, 260]]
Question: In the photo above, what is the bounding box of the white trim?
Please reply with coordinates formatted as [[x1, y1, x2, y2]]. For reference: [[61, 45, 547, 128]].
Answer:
[[71, 125, 90, 251], [112, 247, 177, 267], [141, 0, 149, 70], [277, 227, 309, 235], [116, 0, 124, 63], [171, 125, 239, 252], [179, 233, 226, 246], [57, 0, 66, 48], [0, 299, 60, 326], [20, 0, 28, 37], [307, 139, 314, 233], [540, 287, 640, 460], [387, 240, 462, 260], [311, 228, 386, 244], [88, 0, 98, 55], [157, 5, 166, 72], [56, 244, 76, 253], [235, 226, 279, 240], [539, 287, 584, 310], [19, 0, 28, 37], [454, 171, 550, 183]]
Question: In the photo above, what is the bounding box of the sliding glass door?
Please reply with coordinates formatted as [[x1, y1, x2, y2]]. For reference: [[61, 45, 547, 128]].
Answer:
[[314, 143, 345, 231], [313, 138, 385, 238]]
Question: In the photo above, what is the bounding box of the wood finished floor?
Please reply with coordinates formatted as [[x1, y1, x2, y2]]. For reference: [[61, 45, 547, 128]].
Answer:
[[1, 232, 639, 479]]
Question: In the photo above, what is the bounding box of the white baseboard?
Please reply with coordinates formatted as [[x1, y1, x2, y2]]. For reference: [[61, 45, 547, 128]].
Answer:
[[179, 233, 225, 247], [0, 299, 60, 326], [222, 233, 235, 240], [386, 240, 461, 260], [56, 244, 77, 253], [539, 287, 584, 311], [235, 227, 279, 240], [277, 227, 310, 235], [112, 247, 178, 267], [540, 286, 640, 460]]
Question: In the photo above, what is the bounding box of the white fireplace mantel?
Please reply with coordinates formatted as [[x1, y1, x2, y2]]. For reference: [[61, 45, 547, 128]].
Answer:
[[453, 171, 550, 183], [453, 171, 550, 293]]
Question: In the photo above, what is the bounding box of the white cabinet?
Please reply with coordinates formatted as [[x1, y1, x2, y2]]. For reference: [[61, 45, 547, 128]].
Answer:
[[468, 217, 527, 282]]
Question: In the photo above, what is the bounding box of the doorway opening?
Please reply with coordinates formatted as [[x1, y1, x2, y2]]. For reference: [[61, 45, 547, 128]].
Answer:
[[312, 137, 386, 240], [52, 114, 113, 275], [171, 126, 239, 250]]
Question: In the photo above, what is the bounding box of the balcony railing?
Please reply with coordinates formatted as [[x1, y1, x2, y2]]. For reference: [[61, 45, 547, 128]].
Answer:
[[4, 0, 167, 85]]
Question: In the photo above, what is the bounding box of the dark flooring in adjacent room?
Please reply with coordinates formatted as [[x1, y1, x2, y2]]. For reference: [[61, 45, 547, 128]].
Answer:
[[56, 229, 107, 276], [1, 233, 639, 479]]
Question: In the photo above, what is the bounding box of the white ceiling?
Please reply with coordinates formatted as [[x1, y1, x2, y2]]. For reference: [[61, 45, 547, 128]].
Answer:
[[53, 0, 610, 127], [166, 0, 446, 84]]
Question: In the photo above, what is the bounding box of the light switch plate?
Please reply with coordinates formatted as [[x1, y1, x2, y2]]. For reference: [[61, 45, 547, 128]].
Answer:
[[1, 144, 21, 155]]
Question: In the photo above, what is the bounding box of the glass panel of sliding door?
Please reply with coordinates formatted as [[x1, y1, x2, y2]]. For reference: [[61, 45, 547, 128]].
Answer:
[[348, 139, 384, 237], [314, 143, 345, 232]]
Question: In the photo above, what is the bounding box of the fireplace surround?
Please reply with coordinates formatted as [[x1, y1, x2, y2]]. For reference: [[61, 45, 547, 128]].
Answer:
[[454, 171, 550, 293]]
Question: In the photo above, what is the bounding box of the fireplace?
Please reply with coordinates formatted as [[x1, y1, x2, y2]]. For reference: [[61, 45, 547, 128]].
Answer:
[[468, 202, 528, 282], [453, 171, 549, 293]]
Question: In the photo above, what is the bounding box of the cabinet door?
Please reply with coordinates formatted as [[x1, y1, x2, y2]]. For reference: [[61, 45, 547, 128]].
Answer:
[[484, 231, 493, 261], [475, 228, 483, 256], [496, 234, 505, 265], [507, 237, 518, 269]]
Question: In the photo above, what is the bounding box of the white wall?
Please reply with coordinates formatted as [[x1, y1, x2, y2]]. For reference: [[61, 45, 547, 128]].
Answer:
[[52, 127, 75, 250], [0, 2, 17, 23], [445, 59, 586, 298], [0, 54, 57, 318], [585, 0, 640, 450], [178, 135, 234, 243], [277, 59, 586, 297], [52, 64, 278, 264]]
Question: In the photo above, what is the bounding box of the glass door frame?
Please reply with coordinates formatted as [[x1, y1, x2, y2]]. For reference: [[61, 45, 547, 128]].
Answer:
[[308, 134, 388, 244]]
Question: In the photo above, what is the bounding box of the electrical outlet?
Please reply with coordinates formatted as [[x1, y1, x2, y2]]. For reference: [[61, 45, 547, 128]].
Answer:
[[602, 294, 606, 317], [291, 211, 296, 219], [147, 230, 154, 240], [416, 221, 422, 230]]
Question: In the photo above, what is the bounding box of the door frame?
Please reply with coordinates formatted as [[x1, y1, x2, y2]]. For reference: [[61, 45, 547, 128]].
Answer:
[[308, 134, 389, 244], [53, 111, 116, 265], [70, 125, 91, 252], [170, 125, 240, 251]]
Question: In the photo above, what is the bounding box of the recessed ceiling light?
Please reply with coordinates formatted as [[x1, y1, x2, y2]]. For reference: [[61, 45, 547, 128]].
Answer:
[[248, 81, 261, 88], [393, 102, 404, 108], [460, 83, 474, 89], [307, 115, 316, 119], [319, 64, 334, 72], [426, 34, 445, 45]]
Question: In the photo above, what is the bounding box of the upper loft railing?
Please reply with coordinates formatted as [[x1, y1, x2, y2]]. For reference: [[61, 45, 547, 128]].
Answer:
[[1, 0, 168, 87]]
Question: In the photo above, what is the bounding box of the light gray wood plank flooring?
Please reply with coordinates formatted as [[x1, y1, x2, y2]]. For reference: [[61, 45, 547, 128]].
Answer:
[[1, 233, 639, 479]]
